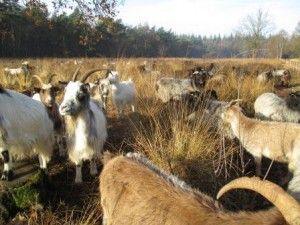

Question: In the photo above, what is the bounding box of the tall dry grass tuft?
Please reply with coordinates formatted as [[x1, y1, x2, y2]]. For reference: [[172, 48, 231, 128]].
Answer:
[[16, 199, 102, 225], [216, 73, 273, 114], [131, 98, 241, 195]]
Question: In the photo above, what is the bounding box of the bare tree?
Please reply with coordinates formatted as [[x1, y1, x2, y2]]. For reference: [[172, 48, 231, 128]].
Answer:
[[295, 21, 300, 35], [268, 30, 288, 58], [237, 9, 273, 58]]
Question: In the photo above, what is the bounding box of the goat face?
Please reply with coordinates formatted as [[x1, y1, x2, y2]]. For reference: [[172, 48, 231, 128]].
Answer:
[[220, 104, 241, 123], [59, 81, 90, 116], [106, 71, 119, 84], [35, 84, 60, 107], [190, 71, 209, 89], [286, 91, 300, 110], [99, 79, 110, 96]]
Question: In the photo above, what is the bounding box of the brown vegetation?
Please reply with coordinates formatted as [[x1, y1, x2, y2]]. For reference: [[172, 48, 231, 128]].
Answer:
[[0, 58, 299, 224]]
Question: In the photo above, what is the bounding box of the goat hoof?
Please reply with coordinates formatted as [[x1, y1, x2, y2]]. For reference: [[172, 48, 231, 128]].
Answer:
[[38, 168, 49, 177], [1, 170, 14, 181]]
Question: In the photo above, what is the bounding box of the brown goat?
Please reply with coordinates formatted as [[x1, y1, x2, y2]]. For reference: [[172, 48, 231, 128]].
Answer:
[[100, 153, 299, 225]]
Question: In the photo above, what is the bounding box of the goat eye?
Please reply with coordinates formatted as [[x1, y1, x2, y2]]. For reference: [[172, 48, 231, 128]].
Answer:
[[77, 93, 85, 101]]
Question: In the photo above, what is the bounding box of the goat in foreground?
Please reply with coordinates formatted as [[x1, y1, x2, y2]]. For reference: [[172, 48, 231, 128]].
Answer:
[[0, 87, 54, 180], [100, 152, 300, 225], [59, 68, 107, 183], [217, 176, 300, 225], [221, 101, 300, 177]]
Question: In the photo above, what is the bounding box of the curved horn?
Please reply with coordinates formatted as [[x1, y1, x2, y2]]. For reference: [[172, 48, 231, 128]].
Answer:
[[80, 68, 109, 83], [228, 99, 242, 107], [217, 177, 300, 225], [190, 75, 198, 91], [71, 67, 81, 81], [48, 74, 57, 83], [32, 75, 44, 86]]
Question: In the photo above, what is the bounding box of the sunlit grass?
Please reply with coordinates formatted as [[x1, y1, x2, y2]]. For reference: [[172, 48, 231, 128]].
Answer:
[[0, 57, 298, 223]]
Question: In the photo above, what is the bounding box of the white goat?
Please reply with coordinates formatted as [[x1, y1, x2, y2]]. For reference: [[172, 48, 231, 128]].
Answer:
[[254, 92, 300, 123], [59, 69, 107, 183], [106, 71, 135, 116], [0, 87, 54, 181], [100, 152, 300, 225], [221, 101, 300, 177], [4, 61, 31, 85]]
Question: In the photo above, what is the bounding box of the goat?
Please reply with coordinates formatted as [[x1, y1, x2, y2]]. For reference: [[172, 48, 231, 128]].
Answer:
[[0, 87, 54, 181], [155, 71, 210, 103], [254, 92, 300, 123], [4, 61, 32, 85], [88, 81, 105, 110], [100, 152, 299, 225], [59, 68, 107, 183], [106, 70, 135, 116], [257, 69, 291, 87], [272, 70, 291, 87], [31, 74, 65, 157], [92, 78, 110, 110], [221, 101, 300, 177], [186, 98, 233, 136]]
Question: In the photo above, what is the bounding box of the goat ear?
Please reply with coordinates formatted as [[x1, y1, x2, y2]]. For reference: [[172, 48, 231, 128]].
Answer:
[[81, 83, 90, 94], [34, 87, 41, 93], [58, 81, 68, 85], [52, 86, 61, 93]]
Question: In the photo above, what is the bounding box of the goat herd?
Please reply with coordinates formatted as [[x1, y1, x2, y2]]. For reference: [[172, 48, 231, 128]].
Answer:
[[1, 61, 300, 225]]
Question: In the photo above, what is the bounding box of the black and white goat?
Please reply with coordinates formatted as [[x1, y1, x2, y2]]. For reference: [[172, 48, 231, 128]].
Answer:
[[155, 68, 211, 103], [59, 69, 107, 183]]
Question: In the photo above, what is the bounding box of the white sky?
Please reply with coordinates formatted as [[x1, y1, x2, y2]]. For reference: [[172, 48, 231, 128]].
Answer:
[[117, 0, 300, 36]]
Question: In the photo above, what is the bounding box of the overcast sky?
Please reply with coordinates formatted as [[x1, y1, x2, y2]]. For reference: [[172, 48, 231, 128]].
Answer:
[[117, 0, 300, 36]]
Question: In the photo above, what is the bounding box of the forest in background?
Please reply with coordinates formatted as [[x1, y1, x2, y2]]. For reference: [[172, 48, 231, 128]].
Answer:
[[1, 0, 300, 58]]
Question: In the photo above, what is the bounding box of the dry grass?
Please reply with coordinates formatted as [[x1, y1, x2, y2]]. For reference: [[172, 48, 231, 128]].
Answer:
[[1, 57, 299, 224]]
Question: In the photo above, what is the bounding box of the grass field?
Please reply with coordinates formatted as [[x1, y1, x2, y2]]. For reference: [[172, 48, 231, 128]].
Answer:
[[1, 57, 300, 224]]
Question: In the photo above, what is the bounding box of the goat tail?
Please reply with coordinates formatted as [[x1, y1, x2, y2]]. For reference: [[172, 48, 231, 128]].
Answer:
[[102, 151, 116, 165]]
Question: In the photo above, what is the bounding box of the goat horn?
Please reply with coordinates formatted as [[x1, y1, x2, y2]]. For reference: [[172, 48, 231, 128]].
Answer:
[[228, 99, 242, 107], [217, 177, 300, 225], [72, 67, 81, 81], [80, 68, 109, 83], [191, 76, 198, 91], [48, 74, 57, 83], [32, 75, 44, 86]]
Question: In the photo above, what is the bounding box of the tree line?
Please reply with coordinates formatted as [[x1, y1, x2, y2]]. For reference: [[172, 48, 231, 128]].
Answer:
[[1, 0, 300, 58]]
